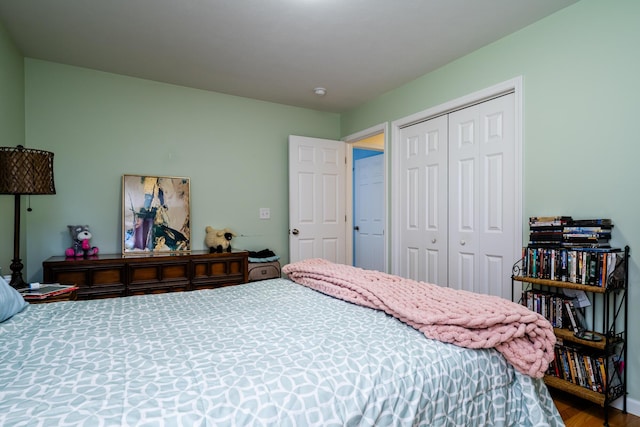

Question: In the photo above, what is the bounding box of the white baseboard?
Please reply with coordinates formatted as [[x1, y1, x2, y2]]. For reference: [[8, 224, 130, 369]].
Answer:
[[611, 395, 640, 417]]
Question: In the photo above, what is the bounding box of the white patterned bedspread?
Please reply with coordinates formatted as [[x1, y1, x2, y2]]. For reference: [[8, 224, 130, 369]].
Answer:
[[0, 279, 564, 427]]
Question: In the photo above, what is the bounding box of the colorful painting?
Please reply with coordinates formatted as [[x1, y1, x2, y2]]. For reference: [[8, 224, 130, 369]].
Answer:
[[122, 175, 190, 254]]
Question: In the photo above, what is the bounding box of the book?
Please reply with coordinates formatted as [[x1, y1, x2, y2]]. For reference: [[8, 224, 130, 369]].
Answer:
[[563, 226, 612, 233], [529, 216, 572, 226], [570, 219, 612, 227], [564, 300, 582, 334], [19, 283, 78, 300], [583, 354, 596, 391], [529, 231, 564, 241]]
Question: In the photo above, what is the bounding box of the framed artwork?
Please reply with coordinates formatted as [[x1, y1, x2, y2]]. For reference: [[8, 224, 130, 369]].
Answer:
[[122, 175, 191, 254]]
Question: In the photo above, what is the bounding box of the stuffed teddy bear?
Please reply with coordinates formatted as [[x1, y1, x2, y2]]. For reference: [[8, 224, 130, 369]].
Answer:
[[65, 225, 99, 258], [205, 226, 236, 253]]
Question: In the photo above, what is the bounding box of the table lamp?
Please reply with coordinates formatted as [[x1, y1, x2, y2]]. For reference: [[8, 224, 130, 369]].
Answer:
[[0, 145, 55, 289]]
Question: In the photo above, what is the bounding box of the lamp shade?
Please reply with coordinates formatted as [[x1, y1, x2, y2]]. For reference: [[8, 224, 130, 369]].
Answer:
[[0, 145, 56, 195]]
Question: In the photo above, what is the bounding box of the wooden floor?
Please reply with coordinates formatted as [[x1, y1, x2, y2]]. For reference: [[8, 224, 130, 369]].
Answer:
[[551, 390, 640, 427]]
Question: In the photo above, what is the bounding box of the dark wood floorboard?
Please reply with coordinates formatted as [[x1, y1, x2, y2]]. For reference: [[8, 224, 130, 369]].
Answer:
[[551, 390, 640, 427]]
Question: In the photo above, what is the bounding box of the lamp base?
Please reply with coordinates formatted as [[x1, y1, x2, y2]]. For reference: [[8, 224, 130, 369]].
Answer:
[[9, 258, 26, 289]]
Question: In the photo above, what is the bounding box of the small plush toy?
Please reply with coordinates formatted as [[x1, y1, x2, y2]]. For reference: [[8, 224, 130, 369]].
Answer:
[[65, 225, 99, 258], [205, 226, 236, 253]]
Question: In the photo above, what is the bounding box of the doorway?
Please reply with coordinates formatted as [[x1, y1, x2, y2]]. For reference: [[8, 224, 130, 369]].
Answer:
[[353, 148, 384, 271], [344, 125, 386, 272]]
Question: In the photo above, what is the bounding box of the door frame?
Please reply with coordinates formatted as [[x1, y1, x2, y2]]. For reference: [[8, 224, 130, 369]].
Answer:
[[389, 77, 523, 280], [343, 122, 388, 271]]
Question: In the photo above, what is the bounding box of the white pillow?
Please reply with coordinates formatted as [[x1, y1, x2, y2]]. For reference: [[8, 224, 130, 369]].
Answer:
[[0, 275, 28, 322]]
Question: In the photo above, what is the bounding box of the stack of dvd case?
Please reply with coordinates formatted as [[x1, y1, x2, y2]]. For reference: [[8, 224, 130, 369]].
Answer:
[[528, 216, 572, 248], [562, 219, 612, 249]]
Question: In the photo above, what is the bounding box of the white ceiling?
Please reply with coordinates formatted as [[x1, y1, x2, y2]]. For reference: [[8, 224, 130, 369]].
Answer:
[[0, 0, 578, 113]]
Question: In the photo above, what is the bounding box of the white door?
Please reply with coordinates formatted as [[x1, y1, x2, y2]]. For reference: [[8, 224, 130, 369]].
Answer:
[[396, 93, 517, 299], [448, 93, 515, 299], [288, 135, 347, 264], [354, 153, 385, 271], [398, 115, 448, 285]]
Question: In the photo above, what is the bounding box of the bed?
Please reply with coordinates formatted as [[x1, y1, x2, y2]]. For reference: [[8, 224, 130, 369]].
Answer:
[[0, 268, 564, 426]]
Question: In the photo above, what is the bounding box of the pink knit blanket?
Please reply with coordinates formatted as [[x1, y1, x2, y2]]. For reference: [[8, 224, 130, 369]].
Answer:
[[283, 259, 555, 379]]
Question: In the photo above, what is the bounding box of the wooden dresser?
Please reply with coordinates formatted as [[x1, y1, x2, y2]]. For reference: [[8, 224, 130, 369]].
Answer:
[[42, 250, 249, 300]]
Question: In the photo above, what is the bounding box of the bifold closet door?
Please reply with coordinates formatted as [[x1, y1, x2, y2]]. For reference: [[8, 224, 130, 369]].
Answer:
[[398, 115, 448, 286], [397, 93, 516, 299], [448, 93, 516, 299]]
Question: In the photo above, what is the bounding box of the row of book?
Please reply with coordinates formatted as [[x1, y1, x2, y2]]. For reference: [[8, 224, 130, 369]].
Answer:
[[547, 344, 622, 394], [521, 247, 623, 288], [529, 216, 613, 249], [522, 289, 582, 330]]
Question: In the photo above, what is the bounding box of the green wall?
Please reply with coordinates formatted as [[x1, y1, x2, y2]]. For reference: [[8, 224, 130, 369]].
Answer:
[[341, 0, 640, 407], [23, 60, 340, 281], [0, 22, 25, 279]]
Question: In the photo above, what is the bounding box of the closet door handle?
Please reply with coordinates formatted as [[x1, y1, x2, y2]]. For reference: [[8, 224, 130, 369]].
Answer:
[[460, 240, 466, 246], [291, 229, 299, 235]]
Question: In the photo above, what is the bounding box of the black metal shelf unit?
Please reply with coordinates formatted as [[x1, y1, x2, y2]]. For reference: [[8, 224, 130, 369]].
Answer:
[[511, 245, 629, 427]]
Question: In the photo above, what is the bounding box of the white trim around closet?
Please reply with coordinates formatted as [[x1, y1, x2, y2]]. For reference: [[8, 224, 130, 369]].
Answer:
[[390, 76, 523, 281]]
